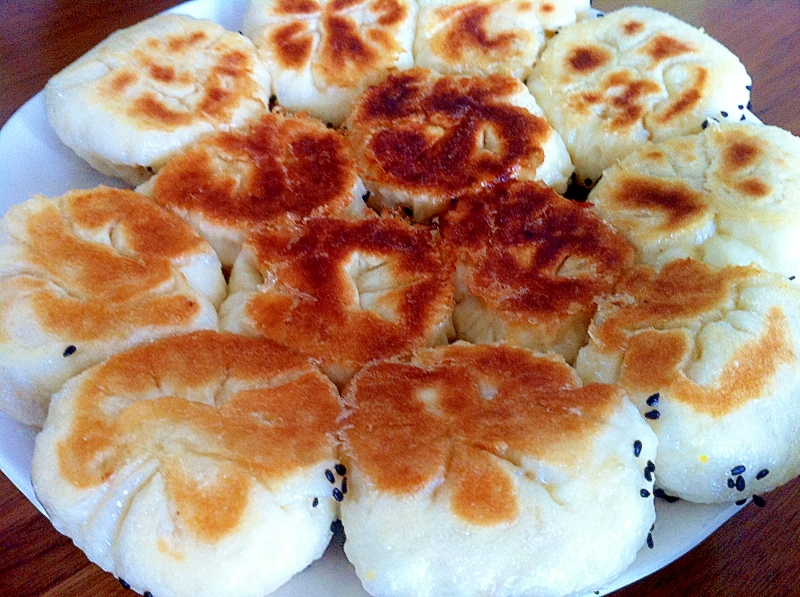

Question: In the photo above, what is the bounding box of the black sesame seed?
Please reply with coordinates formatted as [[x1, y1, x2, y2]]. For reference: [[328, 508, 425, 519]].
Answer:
[[644, 409, 660, 420], [333, 487, 344, 502], [753, 494, 766, 507], [584, 178, 593, 186], [633, 440, 642, 457], [647, 460, 656, 472], [653, 488, 680, 503], [727, 478, 735, 489], [312, 497, 319, 508], [747, 101, 753, 110], [325, 469, 335, 483], [362, 190, 371, 201], [738, 105, 744, 110], [650, 523, 655, 531], [746, 85, 752, 90], [63, 345, 77, 357], [756, 469, 770, 480], [790, 276, 796, 281], [647, 532, 654, 549], [736, 498, 747, 506], [640, 488, 651, 498], [740, 114, 746, 121], [646, 393, 659, 407], [731, 465, 746, 475], [736, 475, 746, 492], [701, 119, 709, 129], [720, 111, 728, 117], [330, 518, 343, 534], [335, 463, 347, 476], [644, 468, 652, 482], [119, 578, 131, 589], [341, 477, 348, 494], [144, 592, 153, 597]]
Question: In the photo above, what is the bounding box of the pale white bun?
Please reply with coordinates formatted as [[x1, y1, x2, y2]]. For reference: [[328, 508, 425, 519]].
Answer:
[[340, 343, 657, 597], [347, 68, 573, 221], [220, 215, 455, 387], [0, 187, 223, 427], [529, 6, 752, 183], [413, 0, 545, 78], [137, 111, 367, 268], [45, 14, 271, 185], [31, 331, 342, 597], [576, 259, 800, 503], [243, 0, 416, 126], [588, 122, 800, 278], [439, 180, 634, 363]]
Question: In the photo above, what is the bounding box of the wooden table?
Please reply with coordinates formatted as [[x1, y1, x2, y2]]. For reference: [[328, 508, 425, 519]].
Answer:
[[1, 1, 799, 596]]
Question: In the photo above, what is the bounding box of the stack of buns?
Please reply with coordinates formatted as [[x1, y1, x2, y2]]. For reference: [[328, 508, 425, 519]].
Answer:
[[2, 2, 799, 597]]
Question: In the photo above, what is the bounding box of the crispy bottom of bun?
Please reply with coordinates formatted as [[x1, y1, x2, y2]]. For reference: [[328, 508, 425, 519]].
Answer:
[[340, 343, 657, 597], [439, 180, 634, 362], [0, 187, 223, 427], [576, 259, 800, 503], [138, 111, 367, 267], [220, 215, 455, 387], [347, 67, 573, 221], [32, 331, 341, 597]]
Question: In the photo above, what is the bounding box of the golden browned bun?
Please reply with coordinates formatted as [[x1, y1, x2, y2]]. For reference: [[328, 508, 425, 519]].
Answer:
[[588, 122, 800, 277], [45, 14, 271, 185], [439, 180, 635, 362], [576, 259, 800, 503], [413, 0, 546, 78], [243, 0, 416, 125], [346, 68, 573, 221], [220, 215, 455, 386], [0, 187, 224, 427], [529, 6, 752, 183], [31, 331, 341, 597], [339, 342, 657, 597], [138, 111, 367, 267]]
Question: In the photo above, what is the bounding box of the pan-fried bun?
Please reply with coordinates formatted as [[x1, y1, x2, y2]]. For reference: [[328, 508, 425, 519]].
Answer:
[[439, 181, 634, 362], [31, 331, 341, 597], [243, 0, 416, 126], [45, 14, 271, 185], [413, 0, 546, 78], [347, 68, 573, 221], [588, 122, 800, 278], [137, 111, 367, 268], [220, 215, 455, 387], [528, 6, 752, 183], [0, 187, 223, 427], [340, 343, 657, 597], [576, 259, 800, 503]]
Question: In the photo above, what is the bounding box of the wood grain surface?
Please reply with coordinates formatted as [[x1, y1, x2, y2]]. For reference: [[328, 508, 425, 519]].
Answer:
[[1, 1, 799, 596]]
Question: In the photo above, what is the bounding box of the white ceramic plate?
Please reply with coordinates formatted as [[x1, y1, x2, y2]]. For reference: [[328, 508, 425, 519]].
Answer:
[[0, 0, 742, 595]]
